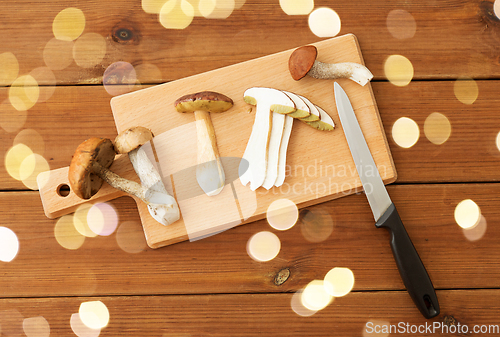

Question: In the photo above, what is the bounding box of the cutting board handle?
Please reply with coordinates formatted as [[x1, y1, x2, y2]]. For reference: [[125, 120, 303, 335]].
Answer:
[[37, 154, 137, 219]]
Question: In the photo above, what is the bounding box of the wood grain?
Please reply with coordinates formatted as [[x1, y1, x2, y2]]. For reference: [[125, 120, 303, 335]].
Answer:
[[3, 183, 500, 298], [0, 0, 499, 86], [0, 290, 499, 336]]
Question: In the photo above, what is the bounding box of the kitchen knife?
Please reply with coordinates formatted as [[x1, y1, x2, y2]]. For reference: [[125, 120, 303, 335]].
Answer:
[[334, 82, 439, 319]]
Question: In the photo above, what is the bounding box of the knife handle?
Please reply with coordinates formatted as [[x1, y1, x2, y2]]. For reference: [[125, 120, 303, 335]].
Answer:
[[375, 203, 440, 319]]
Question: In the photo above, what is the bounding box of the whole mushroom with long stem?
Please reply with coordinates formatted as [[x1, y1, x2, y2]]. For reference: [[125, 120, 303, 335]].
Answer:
[[114, 126, 180, 226], [289, 45, 373, 86]]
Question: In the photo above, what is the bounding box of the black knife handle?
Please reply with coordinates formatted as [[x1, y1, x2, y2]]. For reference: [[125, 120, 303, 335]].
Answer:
[[375, 203, 440, 319]]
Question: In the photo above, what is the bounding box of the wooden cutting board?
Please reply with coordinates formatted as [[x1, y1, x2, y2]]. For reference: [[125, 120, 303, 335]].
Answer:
[[38, 33, 396, 248]]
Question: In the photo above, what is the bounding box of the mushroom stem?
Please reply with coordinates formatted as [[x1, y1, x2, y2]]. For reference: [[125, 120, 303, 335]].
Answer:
[[308, 60, 374, 86], [91, 160, 147, 201], [128, 147, 180, 226]]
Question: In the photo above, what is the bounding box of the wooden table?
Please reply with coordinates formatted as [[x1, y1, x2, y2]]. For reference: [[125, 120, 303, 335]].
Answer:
[[1, 1, 500, 335]]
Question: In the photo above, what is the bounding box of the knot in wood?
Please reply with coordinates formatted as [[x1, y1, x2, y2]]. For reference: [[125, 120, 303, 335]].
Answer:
[[274, 268, 290, 286], [112, 21, 140, 44]]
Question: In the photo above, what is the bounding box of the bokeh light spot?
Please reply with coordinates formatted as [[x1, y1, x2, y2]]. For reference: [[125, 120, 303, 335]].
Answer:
[[280, 0, 313, 15], [79, 301, 110, 330], [291, 290, 317, 317], [266, 198, 298, 231], [384, 55, 414, 87], [87, 203, 119, 236], [424, 112, 451, 145], [324, 267, 355, 297], [299, 208, 334, 243], [103, 62, 137, 96], [9, 75, 39, 111], [201, 0, 235, 19], [495, 0, 500, 19], [134, 63, 163, 84], [454, 199, 481, 229], [308, 8, 341, 38], [116, 221, 148, 253], [386, 9, 416, 39], [0, 52, 19, 86], [14, 129, 45, 155], [0, 227, 20, 262], [52, 8, 86, 41], [22, 154, 50, 190], [23, 316, 50, 337], [5, 143, 34, 181], [496, 131, 500, 152], [0, 309, 24, 336], [43, 38, 74, 71], [301, 280, 333, 311], [0, 99, 27, 132], [73, 33, 107, 68], [55, 215, 85, 250], [247, 231, 281, 262], [70, 313, 101, 337], [160, 0, 195, 29], [392, 117, 419, 148], [142, 0, 168, 13], [454, 77, 478, 105], [463, 215, 487, 242], [74, 204, 98, 238], [29, 67, 56, 102]]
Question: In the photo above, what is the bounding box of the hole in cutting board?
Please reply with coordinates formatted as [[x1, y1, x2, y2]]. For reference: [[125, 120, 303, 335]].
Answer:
[[57, 184, 70, 197]]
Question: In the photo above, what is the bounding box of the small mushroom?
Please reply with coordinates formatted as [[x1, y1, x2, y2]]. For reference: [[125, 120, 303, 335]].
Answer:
[[114, 126, 180, 226], [289, 45, 373, 86], [175, 91, 233, 196]]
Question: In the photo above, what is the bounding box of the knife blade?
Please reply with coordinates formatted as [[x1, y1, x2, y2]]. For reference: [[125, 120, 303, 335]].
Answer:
[[334, 82, 439, 319]]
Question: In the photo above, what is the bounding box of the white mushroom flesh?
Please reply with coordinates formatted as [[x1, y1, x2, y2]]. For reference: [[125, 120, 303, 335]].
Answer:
[[308, 60, 374, 86], [275, 114, 294, 187], [262, 111, 285, 189]]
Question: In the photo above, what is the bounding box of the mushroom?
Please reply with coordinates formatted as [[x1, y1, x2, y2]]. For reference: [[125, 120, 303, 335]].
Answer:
[[114, 126, 180, 226], [239, 87, 296, 190], [289, 45, 373, 86], [175, 91, 234, 196]]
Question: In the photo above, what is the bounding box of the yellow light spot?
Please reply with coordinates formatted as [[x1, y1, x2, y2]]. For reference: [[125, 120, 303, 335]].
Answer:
[[463, 215, 487, 242], [266, 198, 298, 231], [142, 0, 168, 13], [386, 9, 416, 39], [0, 52, 19, 86], [21, 154, 50, 190], [454, 199, 481, 229], [73, 33, 107, 68], [198, 0, 215, 17], [23, 316, 50, 337], [54, 215, 85, 250], [70, 313, 100, 337], [496, 131, 500, 152], [384, 55, 413, 87], [424, 112, 451, 145], [234, 0, 245, 9], [79, 301, 110, 330], [301, 280, 333, 311], [363, 320, 391, 337], [308, 8, 341, 38], [103, 62, 137, 96], [0, 99, 27, 133], [116, 221, 148, 253], [280, 0, 313, 15], [160, 0, 194, 29], [201, 0, 235, 18], [246, 231, 281, 262], [52, 8, 86, 41], [73, 204, 98, 238], [299, 208, 333, 243], [87, 203, 119, 236], [324, 267, 354, 297], [43, 38, 74, 71], [291, 290, 317, 317], [9, 75, 39, 111], [392, 117, 419, 148], [14, 129, 45, 155], [29, 67, 56, 103], [495, 0, 500, 19], [5, 143, 34, 181], [454, 77, 478, 105], [134, 63, 163, 83], [0, 227, 20, 262]]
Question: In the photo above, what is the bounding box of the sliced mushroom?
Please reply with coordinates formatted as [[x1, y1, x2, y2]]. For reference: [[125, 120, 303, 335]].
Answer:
[[240, 87, 296, 190], [275, 114, 294, 187], [289, 45, 373, 86], [114, 126, 180, 226]]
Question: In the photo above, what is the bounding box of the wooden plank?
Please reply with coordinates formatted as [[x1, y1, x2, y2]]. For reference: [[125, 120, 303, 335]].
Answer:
[[2, 183, 500, 298], [0, 0, 498, 86], [2, 81, 500, 190], [0, 290, 499, 336]]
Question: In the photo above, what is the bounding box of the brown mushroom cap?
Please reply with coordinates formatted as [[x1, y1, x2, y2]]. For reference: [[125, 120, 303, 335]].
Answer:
[[114, 126, 154, 154], [68, 137, 115, 199], [174, 91, 234, 113], [288, 45, 318, 81]]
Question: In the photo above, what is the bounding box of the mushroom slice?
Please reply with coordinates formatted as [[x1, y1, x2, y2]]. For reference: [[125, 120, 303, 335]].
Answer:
[[275, 114, 294, 187], [296, 94, 320, 122], [305, 104, 335, 131], [240, 87, 296, 190], [262, 111, 286, 190]]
